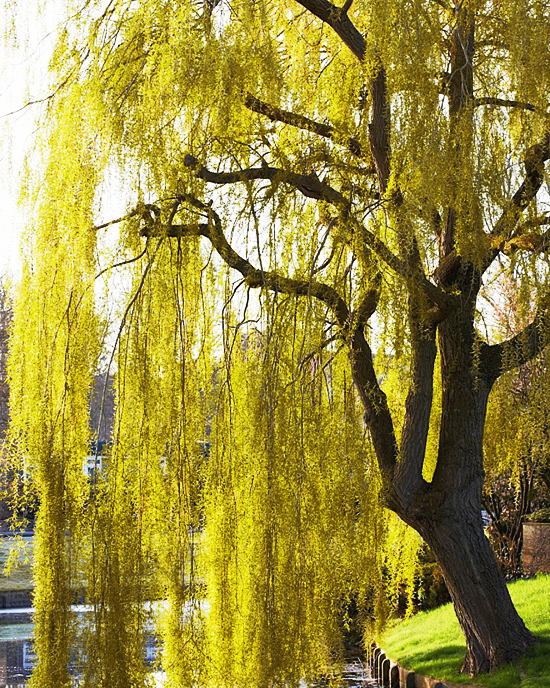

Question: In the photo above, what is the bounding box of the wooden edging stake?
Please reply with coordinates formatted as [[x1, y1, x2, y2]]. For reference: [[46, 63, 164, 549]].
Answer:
[[366, 643, 488, 688]]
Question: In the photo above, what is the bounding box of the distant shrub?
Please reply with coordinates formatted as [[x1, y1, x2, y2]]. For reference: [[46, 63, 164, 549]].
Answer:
[[525, 508, 550, 523]]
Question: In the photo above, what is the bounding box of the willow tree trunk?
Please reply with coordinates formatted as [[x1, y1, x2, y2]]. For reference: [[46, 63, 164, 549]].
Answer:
[[353, 276, 539, 674], [417, 502, 535, 674], [398, 306, 536, 674]]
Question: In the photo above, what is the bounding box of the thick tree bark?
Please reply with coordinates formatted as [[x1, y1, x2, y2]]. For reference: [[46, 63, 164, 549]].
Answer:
[[349, 267, 538, 674], [418, 505, 536, 674], [394, 368, 537, 674], [399, 285, 536, 674]]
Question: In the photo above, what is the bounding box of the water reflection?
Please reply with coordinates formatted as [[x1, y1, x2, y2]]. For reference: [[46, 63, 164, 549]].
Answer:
[[0, 610, 379, 687], [0, 609, 160, 687], [0, 610, 34, 687]]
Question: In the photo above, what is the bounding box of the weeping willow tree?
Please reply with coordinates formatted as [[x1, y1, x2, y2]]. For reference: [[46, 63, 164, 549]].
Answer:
[[6, 0, 550, 682]]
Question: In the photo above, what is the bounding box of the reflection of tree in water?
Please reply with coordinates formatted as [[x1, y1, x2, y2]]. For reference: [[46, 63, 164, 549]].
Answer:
[[0, 635, 379, 687], [0, 630, 159, 687], [0, 637, 35, 686]]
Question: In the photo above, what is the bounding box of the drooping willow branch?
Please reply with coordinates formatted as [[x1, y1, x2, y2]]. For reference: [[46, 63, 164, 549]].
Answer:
[[138, 195, 377, 338], [141, 194, 352, 328], [183, 156, 457, 319], [138, 192, 399, 484]]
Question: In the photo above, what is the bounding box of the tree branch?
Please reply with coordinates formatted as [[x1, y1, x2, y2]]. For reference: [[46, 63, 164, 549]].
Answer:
[[183, 154, 346, 204], [394, 240, 438, 504], [475, 40, 509, 50], [489, 224, 550, 255], [351, 279, 381, 331], [183, 156, 458, 319], [244, 93, 372, 164], [438, 10, 475, 259], [480, 291, 550, 382], [93, 209, 139, 231], [293, 0, 366, 61], [141, 194, 351, 326], [483, 132, 550, 272], [351, 331, 400, 488], [395, 322, 436, 507], [473, 97, 536, 112], [351, 217, 457, 318], [368, 62, 392, 194]]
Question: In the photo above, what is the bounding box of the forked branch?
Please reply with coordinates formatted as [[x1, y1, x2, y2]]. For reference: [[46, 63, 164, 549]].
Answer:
[[395, 324, 436, 506], [293, 0, 366, 61], [141, 194, 351, 327]]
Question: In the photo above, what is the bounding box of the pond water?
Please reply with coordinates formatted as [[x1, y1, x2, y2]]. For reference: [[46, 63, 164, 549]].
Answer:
[[0, 609, 380, 687], [0, 609, 34, 687]]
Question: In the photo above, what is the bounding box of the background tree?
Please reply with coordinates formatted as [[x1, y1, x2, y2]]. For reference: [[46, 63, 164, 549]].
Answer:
[[8, 0, 550, 683], [483, 272, 550, 574]]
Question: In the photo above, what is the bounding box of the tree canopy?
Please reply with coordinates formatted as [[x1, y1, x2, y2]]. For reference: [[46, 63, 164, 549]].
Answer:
[[5, 0, 550, 684]]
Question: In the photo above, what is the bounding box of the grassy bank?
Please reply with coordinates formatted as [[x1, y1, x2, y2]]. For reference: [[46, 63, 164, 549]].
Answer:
[[381, 575, 550, 688]]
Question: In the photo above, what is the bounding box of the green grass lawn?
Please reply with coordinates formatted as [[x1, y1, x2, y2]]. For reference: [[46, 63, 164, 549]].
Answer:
[[381, 575, 550, 688]]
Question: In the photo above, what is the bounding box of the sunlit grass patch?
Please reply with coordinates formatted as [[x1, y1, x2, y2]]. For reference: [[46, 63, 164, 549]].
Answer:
[[381, 575, 550, 688]]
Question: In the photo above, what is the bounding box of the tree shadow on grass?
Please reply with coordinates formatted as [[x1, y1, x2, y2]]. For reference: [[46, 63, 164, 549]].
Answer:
[[407, 644, 536, 688], [403, 644, 467, 683], [519, 633, 550, 686], [396, 634, 550, 688]]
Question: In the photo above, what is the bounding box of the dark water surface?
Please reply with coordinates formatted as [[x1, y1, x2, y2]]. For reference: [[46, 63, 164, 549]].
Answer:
[[0, 609, 34, 687], [0, 609, 380, 687]]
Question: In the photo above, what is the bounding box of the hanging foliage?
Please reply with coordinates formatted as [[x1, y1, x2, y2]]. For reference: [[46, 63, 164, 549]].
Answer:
[[7, 0, 550, 681]]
